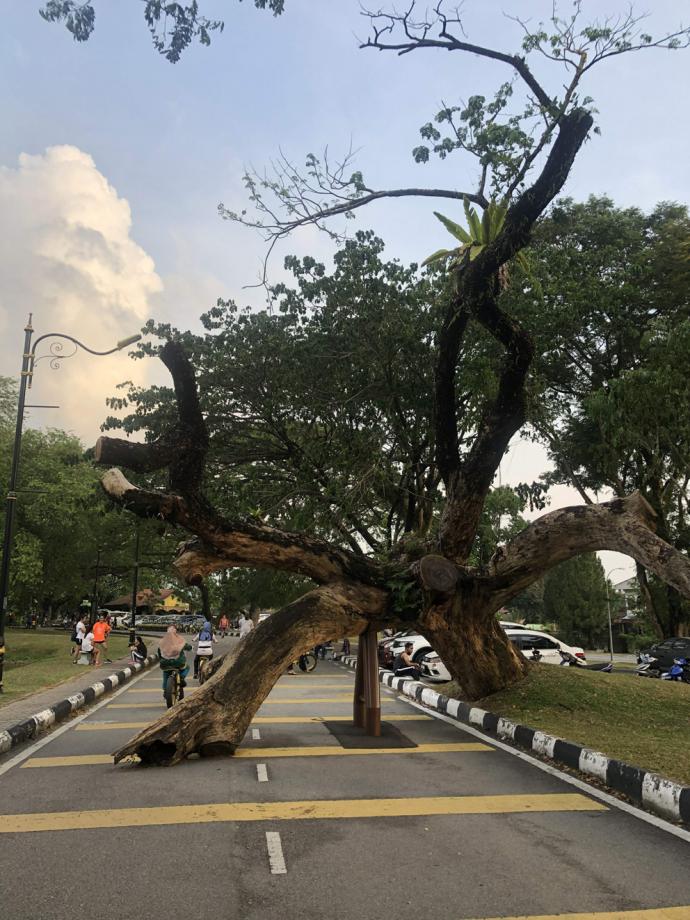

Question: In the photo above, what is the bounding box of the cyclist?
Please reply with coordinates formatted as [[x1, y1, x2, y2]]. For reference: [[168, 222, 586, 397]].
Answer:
[[158, 625, 192, 699]]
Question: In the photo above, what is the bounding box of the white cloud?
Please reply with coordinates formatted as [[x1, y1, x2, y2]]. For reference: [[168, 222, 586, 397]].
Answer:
[[0, 145, 163, 443]]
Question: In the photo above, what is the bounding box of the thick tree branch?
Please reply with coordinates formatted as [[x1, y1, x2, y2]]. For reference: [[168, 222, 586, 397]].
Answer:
[[361, 5, 556, 114], [100, 469, 385, 589], [96, 341, 209, 502], [488, 492, 690, 606]]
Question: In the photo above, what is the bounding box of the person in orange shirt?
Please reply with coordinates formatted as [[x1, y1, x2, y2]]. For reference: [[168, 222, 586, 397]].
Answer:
[[92, 614, 111, 666]]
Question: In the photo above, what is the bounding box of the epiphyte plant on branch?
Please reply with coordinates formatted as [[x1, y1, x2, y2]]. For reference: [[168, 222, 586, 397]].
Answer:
[[89, 1, 690, 766]]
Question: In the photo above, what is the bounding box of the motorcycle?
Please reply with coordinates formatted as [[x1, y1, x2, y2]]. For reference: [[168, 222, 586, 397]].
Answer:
[[636, 653, 662, 678], [660, 657, 690, 683]]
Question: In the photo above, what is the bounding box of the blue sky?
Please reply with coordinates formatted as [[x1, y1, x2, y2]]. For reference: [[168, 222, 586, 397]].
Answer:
[[1, 1, 689, 576]]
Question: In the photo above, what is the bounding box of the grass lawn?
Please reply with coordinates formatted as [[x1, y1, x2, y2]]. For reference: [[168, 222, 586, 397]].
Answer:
[[0, 630, 132, 709], [444, 664, 690, 786]]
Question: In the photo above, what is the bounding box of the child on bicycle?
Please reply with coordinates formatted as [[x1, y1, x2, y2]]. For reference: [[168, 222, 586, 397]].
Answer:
[[158, 626, 192, 698]]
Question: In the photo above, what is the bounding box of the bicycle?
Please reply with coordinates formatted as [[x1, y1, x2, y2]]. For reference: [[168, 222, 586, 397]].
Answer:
[[197, 657, 212, 685], [163, 668, 183, 708], [288, 652, 317, 673]]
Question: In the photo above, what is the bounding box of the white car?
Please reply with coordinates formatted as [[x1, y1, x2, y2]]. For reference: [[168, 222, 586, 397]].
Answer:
[[419, 627, 586, 682], [505, 628, 585, 664]]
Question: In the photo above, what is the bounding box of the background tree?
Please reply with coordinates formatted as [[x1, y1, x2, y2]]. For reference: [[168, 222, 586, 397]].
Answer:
[[0, 423, 184, 622], [88, 3, 690, 765], [543, 553, 610, 648], [505, 197, 690, 637]]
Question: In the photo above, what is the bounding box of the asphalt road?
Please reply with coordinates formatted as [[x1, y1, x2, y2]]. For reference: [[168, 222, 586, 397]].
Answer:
[[0, 643, 689, 919]]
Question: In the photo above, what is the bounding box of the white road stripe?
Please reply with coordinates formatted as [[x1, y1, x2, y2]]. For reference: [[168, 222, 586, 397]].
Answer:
[[256, 763, 269, 782], [252, 728, 261, 741], [265, 831, 287, 874]]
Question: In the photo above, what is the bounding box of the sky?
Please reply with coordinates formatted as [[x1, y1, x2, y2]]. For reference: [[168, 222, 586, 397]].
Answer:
[[1, 0, 689, 579]]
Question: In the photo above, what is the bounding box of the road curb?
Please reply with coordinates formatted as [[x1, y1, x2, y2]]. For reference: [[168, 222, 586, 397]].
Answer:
[[335, 653, 690, 827], [0, 654, 157, 755]]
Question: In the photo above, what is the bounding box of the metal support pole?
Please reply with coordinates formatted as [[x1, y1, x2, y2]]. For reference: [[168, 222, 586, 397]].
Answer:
[[353, 636, 366, 728], [91, 548, 101, 623], [605, 581, 614, 662], [129, 528, 141, 645], [362, 626, 381, 737], [0, 316, 34, 692]]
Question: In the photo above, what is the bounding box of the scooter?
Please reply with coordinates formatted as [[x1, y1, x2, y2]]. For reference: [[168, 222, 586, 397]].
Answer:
[[636, 653, 662, 678], [660, 657, 690, 683], [558, 649, 613, 672]]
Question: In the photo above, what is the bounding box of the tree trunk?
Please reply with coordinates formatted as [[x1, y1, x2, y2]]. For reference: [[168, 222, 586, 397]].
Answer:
[[420, 595, 528, 700], [114, 583, 373, 765]]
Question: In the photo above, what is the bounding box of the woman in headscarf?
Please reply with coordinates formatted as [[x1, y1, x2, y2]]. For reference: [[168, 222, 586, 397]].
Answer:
[[193, 620, 216, 680], [158, 625, 192, 698]]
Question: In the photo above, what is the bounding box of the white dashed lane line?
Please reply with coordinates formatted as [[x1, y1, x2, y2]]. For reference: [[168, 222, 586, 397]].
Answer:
[[265, 831, 287, 874], [252, 728, 261, 741], [256, 763, 269, 783]]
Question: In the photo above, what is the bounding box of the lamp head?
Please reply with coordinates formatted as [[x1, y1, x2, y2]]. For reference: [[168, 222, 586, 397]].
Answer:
[[116, 334, 142, 350]]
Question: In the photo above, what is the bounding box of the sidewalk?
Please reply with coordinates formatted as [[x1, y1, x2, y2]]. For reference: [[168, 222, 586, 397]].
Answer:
[[0, 641, 160, 734]]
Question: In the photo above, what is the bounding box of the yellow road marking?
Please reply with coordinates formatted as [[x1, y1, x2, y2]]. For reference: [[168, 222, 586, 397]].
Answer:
[[253, 715, 431, 724], [472, 910, 690, 920], [22, 742, 492, 768], [76, 713, 430, 730], [107, 703, 170, 709], [0, 793, 606, 833], [258, 697, 353, 704]]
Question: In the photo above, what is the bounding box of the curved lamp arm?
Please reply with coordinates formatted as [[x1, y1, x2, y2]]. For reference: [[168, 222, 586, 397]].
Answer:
[[28, 332, 142, 386]]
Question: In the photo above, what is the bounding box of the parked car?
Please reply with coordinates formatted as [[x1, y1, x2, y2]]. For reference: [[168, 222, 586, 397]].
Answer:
[[420, 653, 451, 682], [505, 628, 586, 664], [637, 637, 690, 671], [420, 627, 586, 682], [387, 622, 532, 671]]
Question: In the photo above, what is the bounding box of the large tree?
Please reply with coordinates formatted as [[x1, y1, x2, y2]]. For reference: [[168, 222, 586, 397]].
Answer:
[[92, 3, 690, 765]]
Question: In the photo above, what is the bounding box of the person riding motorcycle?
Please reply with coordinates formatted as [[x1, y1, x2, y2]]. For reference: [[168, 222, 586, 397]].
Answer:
[[158, 625, 192, 699]]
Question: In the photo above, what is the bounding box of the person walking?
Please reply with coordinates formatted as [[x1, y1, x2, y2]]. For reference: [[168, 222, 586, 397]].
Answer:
[[81, 625, 95, 665], [71, 614, 86, 663], [218, 613, 229, 638], [193, 620, 216, 679], [92, 614, 111, 667], [238, 613, 254, 639]]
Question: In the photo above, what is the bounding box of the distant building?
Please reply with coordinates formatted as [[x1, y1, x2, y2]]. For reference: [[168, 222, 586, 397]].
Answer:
[[102, 588, 190, 616]]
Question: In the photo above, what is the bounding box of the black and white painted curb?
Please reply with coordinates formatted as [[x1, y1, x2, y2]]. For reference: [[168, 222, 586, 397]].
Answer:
[[0, 654, 157, 755], [336, 653, 690, 826]]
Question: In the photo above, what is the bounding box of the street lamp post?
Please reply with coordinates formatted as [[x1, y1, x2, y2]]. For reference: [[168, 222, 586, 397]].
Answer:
[[604, 565, 632, 663], [0, 314, 141, 691]]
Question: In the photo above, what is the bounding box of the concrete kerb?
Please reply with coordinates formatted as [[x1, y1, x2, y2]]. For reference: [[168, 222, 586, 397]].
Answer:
[[0, 654, 157, 755], [335, 653, 690, 827]]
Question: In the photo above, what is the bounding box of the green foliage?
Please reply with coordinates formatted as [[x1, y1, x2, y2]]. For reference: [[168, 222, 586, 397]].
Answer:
[[39, 0, 284, 62], [543, 553, 610, 648], [471, 485, 529, 568], [0, 426, 183, 619], [505, 197, 690, 633], [413, 85, 539, 193]]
